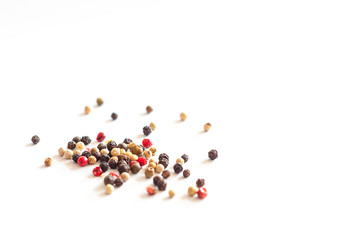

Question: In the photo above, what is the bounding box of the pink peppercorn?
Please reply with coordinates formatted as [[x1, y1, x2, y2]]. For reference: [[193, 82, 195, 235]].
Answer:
[[93, 166, 103, 176], [142, 139, 152, 148], [109, 172, 120, 179], [147, 186, 157, 195], [197, 187, 207, 199], [77, 156, 88, 166], [96, 132, 106, 142], [137, 157, 147, 166]]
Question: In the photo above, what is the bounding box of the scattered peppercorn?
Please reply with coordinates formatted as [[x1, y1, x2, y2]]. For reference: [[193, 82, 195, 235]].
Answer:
[[104, 174, 116, 186], [142, 139, 152, 148], [73, 149, 82, 155], [99, 154, 110, 162], [149, 122, 156, 131], [84, 106, 91, 114], [111, 112, 118, 120], [96, 98, 104, 106], [107, 141, 117, 151], [44, 157, 52, 167], [208, 149, 218, 160], [158, 158, 169, 169], [180, 112, 187, 121], [196, 178, 205, 188], [67, 140, 76, 150], [72, 136, 81, 143], [31, 135, 40, 144], [108, 158, 118, 169], [123, 138, 133, 144], [105, 184, 114, 194], [145, 167, 155, 178], [72, 153, 81, 163], [58, 147, 65, 157], [137, 157, 147, 166], [100, 149, 109, 155], [97, 143, 106, 151], [76, 142, 85, 150], [149, 147, 157, 156], [118, 143, 128, 151], [130, 162, 141, 174], [158, 153, 169, 160], [168, 190, 175, 198], [77, 156, 88, 166], [161, 170, 171, 179], [81, 136, 92, 145], [92, 151, 101, 161], [143, 150, 152, 160], [173, 163, 183, 174], [197, 187, 207, 199], [181, 154, 189, 163], [153, 176, 161, 186], [204, 123, 212, 132], [147, 186, 157, 195], [93, 166, 103, 176], [82, 151, 91, 158], [188, 186, 198, 197], [120, 172, 130, 182], [88, 156, 97, 165], [149, 162, 157, 169], [146, 106, 153, 113], [143, 126, 152, 136], [118, 163, 130, 174], [100, 162, 109, 173], [119, 155, 131, 165], [155, 164, 164, 173], [176, 158, 184, 165], [183, 169, 191, 178], [64, 149, 73, 159], [96, 132, 106, 142], [157, 179, 167, 191], [114, 178, 123, 187]]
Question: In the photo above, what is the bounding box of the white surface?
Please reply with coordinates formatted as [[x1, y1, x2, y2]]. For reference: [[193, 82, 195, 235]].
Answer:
[[1, 0, 361, 239]]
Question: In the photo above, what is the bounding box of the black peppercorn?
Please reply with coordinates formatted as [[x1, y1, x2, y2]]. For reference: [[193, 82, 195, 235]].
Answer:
[[100, 162, 109, 173], [114, 178, 123, 187], [118, 163, 130, 174], [196, 178, 205, 188], [31, 135, 40, 144], [161, 170, 171, 179], [99, 154, 110, 162], [158, 158, 169, 169], [72, 153, 81, 163], [117, 160, 128, 167], [123, 138, 133, 144], [181, 154, 189, 163], [81, 151, 91, 158], [108, 158, 118, 169], [143, 126, 152, 136], [157, 179, 167, 191], [104, 174, 115, 186], [81, 136, 92, 145], [97, 143, 106, 151], [107, 141, 117, 151], [173, 163, 183, 174], [118, 155, 131, 165], [208, 149, 218, 160], [92, 151, 101, 161], [183, 169, 191, 178], [72, 136, 81, 143], [130, 162, 141, 174], [158, 153, 169, 160], [111, 112, 118, 120], [117, 143, 128, 151], [67, 141, 76, 150], [153, 176, 161, 186]]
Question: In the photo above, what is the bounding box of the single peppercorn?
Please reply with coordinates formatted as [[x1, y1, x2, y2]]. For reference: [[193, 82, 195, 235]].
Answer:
[[107, 141, 117, 151], [173, 163, 183, 174], [31, 135, 40, 144], [64, 149, 73, 159], [93, 166, 103, 176], [84, 106, 91, 114], [96, 132, 106, 142], [72, 136, 81, 143], [96, 97, 104, 106], [67, 141, 76, 150], [114, 178, 123, 187], [188, 186, 198, 197], [123, 138, 133, 144], [44, 157, 52, 167], [149, 162, 157, 169], [111, 112, 118, 120], [183, 169, 191, 178], [77, 156, 88, 167], [158, 158, 169, 169], [88, 156, 97, 165], [73, 149, 82, 155], [118, 163, 130, 174], [120, 172, 130, 182], [149, 147, 157, 156], [81, 136, 92, 145], [108, 158, 118, 169], [137, 157, 147, 166], [99, 154, 110, 162], [168, 190, 175, 198], [149, 122, 156, 131], [153, 176, 161, 186], [97, 143, 106, 151], [155, 164, 164, 173], [104, 174, 116, 186], [100, 149, 109, 155], [72, 153, 81, 163], [196, 178, 205, 188], [90, 147, 99, 155], [180, 112, 187, 121], [208, 149, 218, 160], [76, 142, 85, 150], [58, 147, 65, 157], [176, 158, 184, 165], [158, 153, 169, 160], [143, 126, 152, 136], [130, 162, 141, 174], [119, 155, 131, 165], [157, 179, 167, 191], [161, 170, 171, 179], [111, 148, 121, 157], [147, 186, 157, 195], [100, 162, 109, 173], [197, 187, 207, 199], [105, 184, 114, 194], [143, 150, 152, 160], [181, 154, 189, 163], [82, 151, 91, 158], [142, 139, 152, 148], [145, 167, 155, 178], [146, 105, 153, 113], [118, 143, 128, 151], [204, 123, 212, 132], [92, 152, 101, 161]]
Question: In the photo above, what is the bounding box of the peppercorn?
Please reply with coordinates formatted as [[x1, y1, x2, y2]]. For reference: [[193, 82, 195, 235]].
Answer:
[[155, 164, 164, 173], [92, 151, 101, 161], [197, 187, 207, 199], [93, 166, 103, 176], [104, 174, 116, 186], [81, 136, 91, 145], [88, 156, 97, 165], [111, 112, 118, 120], [153, 175, 161, 186], [124, 152, 132, 157], [143, 150, 152, 160], [72, 153, 81, 163], [180, 112, 187, 121], [31, 135, 40, 144], [181, 154, 189, 163], [147, 186, 157, 195], [161, 170, 171, 179], [158, 158, 169, 169], [108, 158, 118, 169], [120, 172, 130, 182], [145, 167, 155, 178], [100, 149, 109, 155], [183, 169, 191, 178], [44, 157, 52, 167], [168, 190, 175, 198], [66, 141, 75, 150], [176, 158, 184, 165], [107, 141, 117, 151], [109, 172, 120, 179], [149, 158, 156, 164], [142, 139, 152, 148], [188, 186, 198, 197], [110, 148, 120, 157], [123, 138, 133, 144], [114, 178, 123, 187], [131, 145, 143, 155], [130, 162, 141, 174], [58, 147, 65, 157], [118, 143, 128, 151], [96, 132, 106, 142], [77, 156, 88, 167], [90, 148, 98, 155], [118, 163, 130, 174], [129, 154, 138, 162], [100, 162, 109, 172], [76, 142, 85, 150], [64, 149, 73, 159], [143, 126, 152, 136], [173, 163, 183, 174], [96, 97, 104, 106], [157, 179, 167, 191], [73, 149, 82, 155], [204, 123, 212, 132], [158, 153, 169, 160], [196, 178, 205, 188], [149, 147, 157, 156], [97, 143, 106, 151], [72, 136, 81, 143], [208, 149, 218, 160], [84, 106, 91, 114], [82, 151, 91, 158], [99, 154, 109, 163], [119, 155, 131, 165], [105, 184, 114, 194], [137, 157, 147, 166], [149, 122, 156, 131], [146, 105, 153, 113]]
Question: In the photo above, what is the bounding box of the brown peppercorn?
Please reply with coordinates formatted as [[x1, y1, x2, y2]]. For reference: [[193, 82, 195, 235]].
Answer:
[[149, 162, 157, 169], [97, 143, 107, 151], [84, 106, 91, 114], [143, 126, 152, 136], [157, 179, 167, 191], [196, 178, 205, 188], [44, 157, 52, 167], [153, 175, 161, 186], [104, 174, 116, 186], [145, 167, 155, 178], [158, 158, 169, 169], [107, 140, 117, 151], [96, 97, 104, 106], [161, 170, 171, 179], [180, 112, 187, 121], [183, 169, 191, 178], [143, 150, 152, 160], [149, 122, 156, 131], [58, 147, 65, 157], [118, 143, 128, 151], [130, 162, 141, 174], [173, 163, 183, 174], [90, 147, 99, 155], [208, 149, 218, 160], [204, 122, 212, 132], [188, 186, 198, 197], [118, 164, 130, 174], [123, 138, 133, 144], [114, 178, 123, 187], [149, 147, 157, 156], [181, 154, 189, 163], [146, 106, 153, 114], [108, 158, 118, 169], [119, 155, 131, 165], [72, 136, 81, 143], [88, 156, 97, 165], [67, 141, 76, 150]]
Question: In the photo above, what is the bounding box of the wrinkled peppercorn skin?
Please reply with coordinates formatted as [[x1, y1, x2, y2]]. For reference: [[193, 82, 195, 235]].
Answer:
[[208, 149, 218, 160]]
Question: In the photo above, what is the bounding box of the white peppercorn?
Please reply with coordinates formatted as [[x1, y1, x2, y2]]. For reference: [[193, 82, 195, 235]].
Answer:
[[176, 158, 184, 165], [64, 149, 73, 159], [155, 164, 164, 173], [105, 184, 114, 194], [111, 148, 121, 157], [76, 142, 85, 150], [120, 172, 130, 182], [58, 147, 65, 157], [180, 112, 187, 121], [188, 186, 198, 197]]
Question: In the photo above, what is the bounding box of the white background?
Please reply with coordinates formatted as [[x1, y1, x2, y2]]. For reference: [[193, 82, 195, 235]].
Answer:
[[0, 0, 361, 239]]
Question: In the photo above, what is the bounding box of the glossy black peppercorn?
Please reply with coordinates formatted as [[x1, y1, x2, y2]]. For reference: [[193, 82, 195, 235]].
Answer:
[[99, 154, 110, 162], [114, 178, 123, 187], [72, 153, 81, 163], [31, 135, 40, 144], [67, 141, 76, 150], [97, 143, 106, 151], [173, 163, 183, 174], [181, 154, 189, 163], [183, 169, 191, 178], [158, 153, 169, 160], [107, 141, 117, 151], [100, 162, 109, 172], [72, 136, 81, 143], [108, 158, 118, 169], [158, 158, 169, 169], [118, 163, 130, 174], [81, 151, 91, 158], [117, 143, 128, 151], [123, 138, 133, 144], [81, 136, 92, 145], [143, 126, 152, 136], [157, 179, 167, 191], [92, 152, 101, 161], [104, 174, 115, 186], [161, 170, 171, 179], [208, 149, 218, 160], [111, 112, 118, 120], [153, 176, 161, 186], [196, 178, 205, 188]]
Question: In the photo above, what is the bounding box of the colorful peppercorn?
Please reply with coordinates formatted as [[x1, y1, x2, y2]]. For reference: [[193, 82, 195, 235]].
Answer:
[[72, 153, 81, 163], [143, 150, 152, 160], [92, 151, 101, 161], [64, 149, 73, 159], [58, 147, 65, 157], [104, 174, 116, 186], [157, 179, 167, 191], [77, 156, 88, 166], [155, 164, 164, 173], [176, 158, 184, 165], [143, 126, 152, 136], [149, 147, 157, 156], [197, 187, 207, 199], [76, 142, 85, 150], [149, 162, 157, 169], [142, 139, 152, 148], [100, 149, 109, 155], [168, 190, 175, 198], [97, 142, 106, 151], [100, 162, 109, 172], [73, 149, 82, 155], [204, 123, 212, 132], [158, 158, 169, 169], [147, 186, 157, 195], [105, 184, 114, 194], [180, 112, 187, 121], [145, 167, 155, 178], [196, 178, 205, 188], [161, 170, 171, 179], [31, 135, 40, 144], [72, 136, 81, 143], [120, 172, 130, 182], [81, 136, 91, 145], [137, 157, 147, 166], [88, 156, 97, 165], [109, 172, 120, 179], [84, 106, 91, 114], [111, 112, 118, 120], [96, 132, 106, 142], [149, 122, 156, 131], [130, 162, 141, 174], [188, 186, 198, 197], [44, 157, 52, 167], [153, 176, 161, 186], [107, 141, 117, 151], [173, 163, 183, 174], [183, 169, 191, 178], [67, 141, 76, 150], [123, 138, 133, 144], [181, 154, 189, 163], [146, 106, 153, 113], [208, 149, 218, 160], [96, 98, 104, 106], [111, 148, 121, 157], [118, 163, 130, 174], [93, 166, 103, 176], [108, 158, 118, 169]]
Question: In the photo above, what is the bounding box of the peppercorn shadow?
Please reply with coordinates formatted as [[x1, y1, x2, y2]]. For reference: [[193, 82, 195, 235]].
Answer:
[[181, 194, 202, 202], [25, 143, 35, 147], [202, 159, 213, 164]]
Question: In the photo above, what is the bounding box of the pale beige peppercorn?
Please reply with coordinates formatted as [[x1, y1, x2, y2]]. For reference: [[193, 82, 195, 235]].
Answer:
[[111, 148, 121, 157], [84, 106, 91, 114], [180, 112, 187, 121], [155, 164, 164, 173], [149, 147, 157, 156], [119, 148, 126, 154], [64, 149, 73, 159], [168, 190, 175, 198], [73, 149, 82, 155], [110, 156, 118, 161], [88, 156, 97, 165], [76, 142, 85, 150], [130, 154, 138, 162], [128, 142, 136, 150], [149, 122, 156, 131], [145, 167, 155, 178], [105, 184, 114, 194], [124, 152, 132, 157], [188, 186, 198, 197], [58, 147, 65, 157], [149, 158, 156, 164], [100, 149, 109, 155], [176, 158, 184, 165], [143, 150, 152, 160], [44, 157, 52, 167], [149, 162, 157, 169], [90, 147, 99, 155], [204, 123, 212, 132], [120, 172, 130, 182]]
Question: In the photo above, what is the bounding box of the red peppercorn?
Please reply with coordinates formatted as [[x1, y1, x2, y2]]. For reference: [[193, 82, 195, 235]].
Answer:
[[77, 156, 88, 167], [137, 157, 147, 166], [197, 187, 207, 199], [142, 139, 153, 148], [93, 166, 103, 176], [96, 132, 106, 142], [109, 172, 120, 179], [147, 186, 157, 195]]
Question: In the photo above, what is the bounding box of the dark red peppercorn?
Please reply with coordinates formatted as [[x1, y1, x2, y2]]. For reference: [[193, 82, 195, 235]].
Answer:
[[153, 176, 161, 186], [100, 162, 109, 172], [72, 136, 81, 143], [208, 149, 218, 160], [72, 153, 81, 163], [93, 166, 103, 176], [111, 112, 118, 120], [173, 163, 183, 174], [118, 163, 130, 174], [137, 157, 147, 166], [181, 154, 189, 163], [97, 143, 106, 151], [81, 136, 92, 145], [196, 178, 205, 188], [197, 187, 207, 199], [67, 141, 76, 150], [147, 186, 157, 195], [183, 169, 191, 178], [108, 158, 118, 169], [99, 154, 110, 162], [114, 178, 123, 187], [77, 156, 88, 166], [31, 135, 40, 144], [107, 141, 117, 151], [142, 139, 152, 148], [96, 132, 106, 142], [123, 138, 133, 144], [82, 151, 91, 158], [143, 126, 152, 136]]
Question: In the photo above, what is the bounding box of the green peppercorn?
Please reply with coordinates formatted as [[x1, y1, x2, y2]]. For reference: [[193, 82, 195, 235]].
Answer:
[[97, 98, 104, 106]]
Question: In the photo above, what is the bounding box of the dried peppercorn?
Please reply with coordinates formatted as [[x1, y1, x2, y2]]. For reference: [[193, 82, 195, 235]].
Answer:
[[149, 122, 156, 131], [147, 186, 157, 195], [73, 149, 82, 155], [119, 155, 131, 165], [180, 112, 187, 121], [204, 123, 212, 132], [108, 158, 118, 169], [153, 176, 161, 186], [114, 178, 123, 187], [181, 154, 189, 163], [157, 179, 167, 191], [142, 139, 152, 148], [176, 158, 184, 165], [82, 151, 91, 158], [143, 126, 152, 136], [196, 179, 205, 188], [111, 112, 118, 120], [149, 162, 157, 169], [158, 153, 169, 160], [92, 151, 101, 161], [173, 163, 183, 174], [111, 148, 121, 157], [183, 169, 191, 178], [149, 147, 157, 156], [146, 106, 153, 113], [64, 149, 73, 159], [158, 158, 169, 169], [72, 136, 81, 143], [99, 154, 110, 162], [118, 143, 128, 151], [67, 141, 76, 150], [84, 106, 91, 114], [90, 147, 99, 155], [96, 132, 106, 142], [161, 170, 171, 179], [123, 138, 133, 144], [72, 153, 81, 163], [168, 190, 175, 198], [107, 141, 117, 151], [88, 156, 97, 165], [130, 162, 141, 174], [76, 142, 85, 150], [104, 174, 116, 185], [145, 167, 155, 178], [118, 163, 130, 174], [109, 172, 120, 179], [143, 150, 152, 160], [31, 135, 40, 144], [188, 186, 198, 197], [155, 164, 164, 173], [96, 97, 104, 106], [81, 136, 92, 145], [105, 184, 114, 194], [58, 147, 65, 157], [130, 154, 138, 162], [208, 149, 218, 160], [44, 157, 52, 167], [120, 172, 130, 182], [93, 166, 103, 176], [97, 143, 106, 151], [137, 157, 147, 166], [77, 156, 88, 166], [100, 149, 109, 155], [197, 187, 207, 199], [100, 162, 109, 172]]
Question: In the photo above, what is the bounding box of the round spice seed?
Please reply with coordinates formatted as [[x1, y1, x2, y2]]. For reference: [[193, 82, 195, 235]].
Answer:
[[90, 147, 99, 155], [120, 172, 130, 182], [155, 164, 164, 173], [67, 141, 76, 150], [204, 123, 212, 132], [76, 142, 85, 150], [105, 184, 114, 194], [88, 156, 97, 165], [81, 136, 91, 145], [111, 112, 118, 120], [173, 163, 183, 174], [72, 153, 81, 163], [100, 162, 109, 172], [149, 147, 157, 156], [168, 190, 175, 198], [197, 187, 207, 199], [44, 157, 52, 167], [149, 162, 157, 169], [84, 106, 91, 114], [96, 97, 104, 106], [157, 179, 167, 191], [114, 178, 123, 187], [180, 112, 187, 121], [153, 176, 161, 186], [72, 136, 81, 143], [146, 106, 153, 114], [196, 178, 205, 188], [143, 126, 152, 136], [130, 162, 141, 174], [111, 148, 121, 157], [208, 149, 218, 160], [147, 186, 157, 195], [31, 135, 40, 144], [161, 170, 171, 179], [97, 143, 106, 151], [104, 174, 116, 186], [176, 158, 184, 165], [149, 122, 156, 131], [181, 154, 189, 163], [183, 169, 191, 178], [64, 149, 73, 159], [188, 186, 198, 197], [73, 149, 82, 155], [58, 147, 65, 157], [100, 149, 109, 155], [143, 150, 152, 160], [145, 167, 155, 178]]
